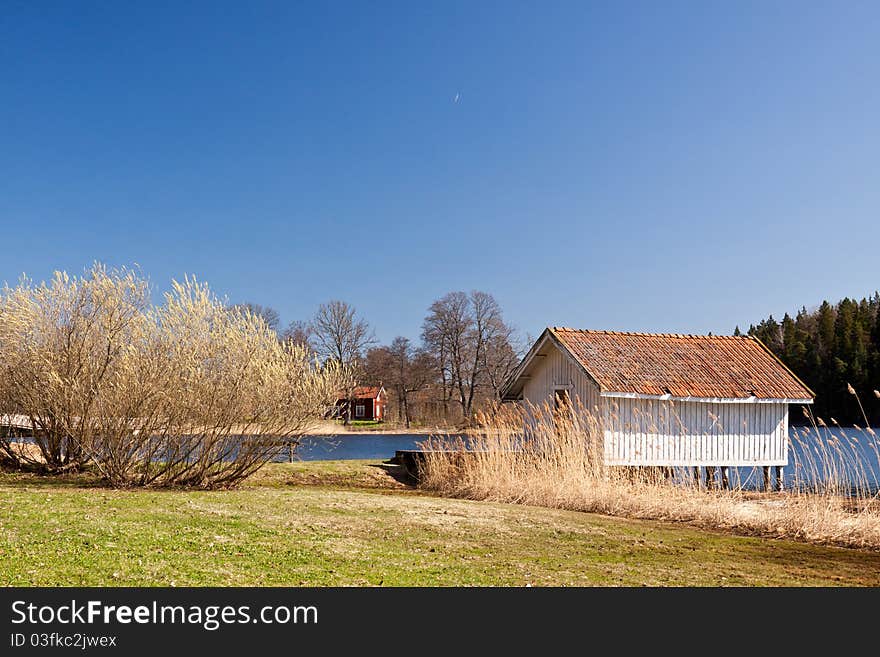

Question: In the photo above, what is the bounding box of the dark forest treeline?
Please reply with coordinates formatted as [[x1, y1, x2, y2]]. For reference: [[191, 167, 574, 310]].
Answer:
[[741, 293, 880, 425]]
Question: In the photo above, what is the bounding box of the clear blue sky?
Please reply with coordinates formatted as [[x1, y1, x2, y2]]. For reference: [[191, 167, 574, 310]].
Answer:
[[1, 1, 878, 346]]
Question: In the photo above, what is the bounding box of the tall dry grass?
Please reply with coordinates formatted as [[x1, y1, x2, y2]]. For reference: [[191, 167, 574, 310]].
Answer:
[[418, 399, 880, 550]]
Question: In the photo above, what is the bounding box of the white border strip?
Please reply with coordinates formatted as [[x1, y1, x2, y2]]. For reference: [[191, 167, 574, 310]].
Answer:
[[599, 392, 813, 404]]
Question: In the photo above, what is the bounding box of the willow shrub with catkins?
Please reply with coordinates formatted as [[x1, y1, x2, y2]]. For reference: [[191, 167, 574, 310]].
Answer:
[[0, 264, 348, 488], [419, 399, 880, 550]]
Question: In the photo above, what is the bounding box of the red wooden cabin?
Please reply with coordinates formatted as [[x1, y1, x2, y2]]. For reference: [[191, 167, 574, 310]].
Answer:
[[334, 386, 387, 421]]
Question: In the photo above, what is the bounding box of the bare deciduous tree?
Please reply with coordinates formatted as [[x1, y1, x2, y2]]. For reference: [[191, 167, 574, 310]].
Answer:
[[311, 300, 375, 365], [311, 300, 375, 424], [422, 291, 469, 421], [229, 303, 281, 334], [422, 290, 516, 421], [366, 337, 435, 427], [472, 291, 519, 401], [281, 320, 313, 351]]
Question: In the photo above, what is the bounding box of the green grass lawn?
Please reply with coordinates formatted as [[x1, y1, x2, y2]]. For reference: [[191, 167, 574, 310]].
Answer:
[[2, 460, 880, 586], [333, 419, 385, 429]]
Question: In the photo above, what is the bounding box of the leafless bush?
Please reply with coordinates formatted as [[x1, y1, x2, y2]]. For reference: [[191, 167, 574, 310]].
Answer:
[[0, 264, 348, 487], [0, 265, 150, 471]]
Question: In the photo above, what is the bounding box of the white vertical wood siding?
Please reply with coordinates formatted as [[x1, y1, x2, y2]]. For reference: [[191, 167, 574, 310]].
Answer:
[[601, 397, 789, 466], [520, 342, 789, 466], [522, 343, 600, 416]]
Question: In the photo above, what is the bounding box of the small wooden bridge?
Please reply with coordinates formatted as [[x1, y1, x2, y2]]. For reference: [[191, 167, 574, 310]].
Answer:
[[0, 414, 33, 434]]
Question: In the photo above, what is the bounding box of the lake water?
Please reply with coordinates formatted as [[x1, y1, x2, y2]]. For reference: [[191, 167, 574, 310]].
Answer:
[[289, 427, 880, 493], [10, 427, 878, 492], [283, 433, 445, 462], [784, 425, 880, 493]]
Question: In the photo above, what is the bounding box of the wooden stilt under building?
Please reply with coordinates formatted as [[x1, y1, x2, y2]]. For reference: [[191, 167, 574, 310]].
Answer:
[[706, 466, 716, 491], [720, 466, 730, 490]]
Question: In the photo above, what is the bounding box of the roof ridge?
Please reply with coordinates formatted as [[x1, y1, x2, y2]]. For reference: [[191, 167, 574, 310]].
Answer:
[[551, 327, 748, 339]]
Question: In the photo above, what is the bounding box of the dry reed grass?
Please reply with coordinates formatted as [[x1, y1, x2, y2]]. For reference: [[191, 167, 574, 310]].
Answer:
[[418, 399, 880, 550]]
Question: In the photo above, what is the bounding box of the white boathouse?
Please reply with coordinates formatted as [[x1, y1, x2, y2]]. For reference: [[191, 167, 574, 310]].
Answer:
[[500, 328, 815, 489]]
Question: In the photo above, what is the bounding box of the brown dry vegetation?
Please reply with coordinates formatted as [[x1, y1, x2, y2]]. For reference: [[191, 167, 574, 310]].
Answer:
[[419, 402, 880, 551]]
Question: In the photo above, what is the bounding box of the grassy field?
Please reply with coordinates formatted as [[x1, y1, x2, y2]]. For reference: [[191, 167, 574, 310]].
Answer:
[[2, 460, 880, 586]]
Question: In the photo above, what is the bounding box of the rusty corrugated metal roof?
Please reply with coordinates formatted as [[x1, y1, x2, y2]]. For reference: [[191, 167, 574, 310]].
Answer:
[[550, 328, 814, 399]]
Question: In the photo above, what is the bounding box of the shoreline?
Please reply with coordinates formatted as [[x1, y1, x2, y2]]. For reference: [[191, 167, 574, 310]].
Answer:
[[307, 428, 454, 436]]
